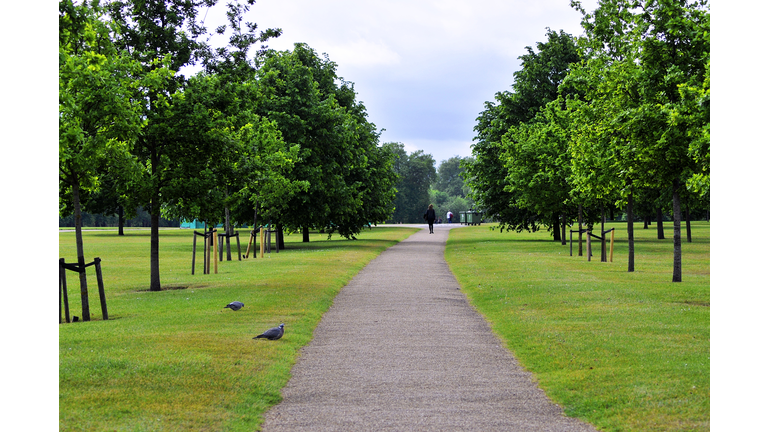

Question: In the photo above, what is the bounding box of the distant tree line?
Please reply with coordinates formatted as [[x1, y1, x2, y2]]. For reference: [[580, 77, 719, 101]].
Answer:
[[59, 207, 180, 229], [383, 143, 474, 224], [462, 0, 709, 281]]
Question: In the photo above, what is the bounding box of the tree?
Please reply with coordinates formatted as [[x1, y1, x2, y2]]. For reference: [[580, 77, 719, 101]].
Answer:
[[59, 0, 172, 316], [384, 143, 436, 224], [435, 156, 469, 198], [566, 30, 644, 269], [255, 44, 396, 240], [465, 28, 581, 234], [501, 98, 577, 242], [106, 0, 212, 291], [106, 0, 280, 290]]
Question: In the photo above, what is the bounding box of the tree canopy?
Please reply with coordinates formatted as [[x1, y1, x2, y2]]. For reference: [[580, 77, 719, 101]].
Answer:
[[466, 0, 709, 280], [253, 43, 396, 239]]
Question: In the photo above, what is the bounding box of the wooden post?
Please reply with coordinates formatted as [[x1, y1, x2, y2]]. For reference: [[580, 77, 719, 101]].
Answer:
[[94, 258, 109, 321], [610, 228, 615, 263], [578, 204, 583, 257], [244, 230, 254, 259], [60, 259, 71, 323], [569, 230, 573, 256], [236, 231, 242, 261], [219, 233, 224, 262], [587, 231, 592, 262], [205, 230, 211, 274], [213, 229, 218, 274], [260, 226, 265, 258]]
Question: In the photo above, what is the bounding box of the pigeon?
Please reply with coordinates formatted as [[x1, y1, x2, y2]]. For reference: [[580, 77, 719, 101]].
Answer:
[[224, 301, 244, 311], [254, 323, 284, 340]]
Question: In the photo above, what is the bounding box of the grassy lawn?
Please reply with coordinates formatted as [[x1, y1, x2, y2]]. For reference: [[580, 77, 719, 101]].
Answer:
[[445, 221, 710, 431], [59, 226, 418, 431]]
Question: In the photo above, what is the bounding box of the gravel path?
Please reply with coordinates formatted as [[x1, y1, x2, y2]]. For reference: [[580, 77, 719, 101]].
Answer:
[[261, 225, 598, 431]]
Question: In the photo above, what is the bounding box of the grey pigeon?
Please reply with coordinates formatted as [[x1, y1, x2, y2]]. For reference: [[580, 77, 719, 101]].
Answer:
[[224, 301, 244, 311], [254, 323, 284, 340]]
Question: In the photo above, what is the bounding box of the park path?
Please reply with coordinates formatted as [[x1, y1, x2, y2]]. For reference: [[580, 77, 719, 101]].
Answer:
[[260, 224, 598, 431]]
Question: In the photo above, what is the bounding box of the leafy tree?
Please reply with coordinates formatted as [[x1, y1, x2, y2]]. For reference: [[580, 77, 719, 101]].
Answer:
[[255, 44, 395, 240], [59, 0, 173, 316], [105, 0, 213, 291], [465, 28, 581, 233], [384, 143, 436, 224], [435, 156, 469, 198], [501, 98, 577, 242], [566, 52, 643, 267]]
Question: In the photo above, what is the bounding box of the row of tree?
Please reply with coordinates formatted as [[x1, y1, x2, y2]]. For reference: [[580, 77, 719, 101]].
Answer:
[[462, 0, 710, 281], [60, 0, 397, 292]]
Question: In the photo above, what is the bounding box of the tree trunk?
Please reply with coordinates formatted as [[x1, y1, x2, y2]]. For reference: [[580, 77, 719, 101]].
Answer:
[[685, 206, 692, 243], [118, 205, 124, 236], [656, 207, 665, 239], [149, 147, 161, 292], [601, 205, 606, 262], [578, 204, 583, 256], [643, 215, 649, 229], [303, 226, 310, 242], [150, 195, 161, 291], [561, 212, 566, 246], [627, 186, 635, 272], [72, 179, 91, 321], [552, 212, 561, 242], [225, 205, 232, 261], [672, 179, 683, 282], [277, 223, 285, 249]]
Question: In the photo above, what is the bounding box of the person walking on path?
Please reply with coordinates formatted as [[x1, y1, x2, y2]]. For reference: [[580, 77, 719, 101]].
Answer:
[[424, 204, 436, 233]]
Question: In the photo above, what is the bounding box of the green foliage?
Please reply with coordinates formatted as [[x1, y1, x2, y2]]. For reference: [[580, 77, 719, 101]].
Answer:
[[446, 222, 710, 430], [59, 0, 169, 204], [155, 73, 305, 228], [569, 0, 710, 200], [254, 44, 396, 238], [434, 156, 469, 198], [502, 99, 575, 225], [465, 29, 581, 233], [383, 143, 436, 223]]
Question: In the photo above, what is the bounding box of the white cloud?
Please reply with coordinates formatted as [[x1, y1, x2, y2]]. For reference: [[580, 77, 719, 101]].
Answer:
[[195, 0, 601, 164], [324, 39, 401, 68]]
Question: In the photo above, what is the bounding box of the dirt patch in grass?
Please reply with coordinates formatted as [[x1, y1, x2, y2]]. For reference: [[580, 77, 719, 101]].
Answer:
[[134, 284, 209, 292], [682, 300, 710, 307]]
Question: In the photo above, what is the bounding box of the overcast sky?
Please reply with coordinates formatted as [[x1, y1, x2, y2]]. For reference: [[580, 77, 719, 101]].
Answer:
[[189, 0, 600, 166]]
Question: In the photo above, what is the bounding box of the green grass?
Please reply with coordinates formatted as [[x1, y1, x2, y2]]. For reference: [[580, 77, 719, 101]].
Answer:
[[59, 226, 418, 431], [444, 221, 710, 431]]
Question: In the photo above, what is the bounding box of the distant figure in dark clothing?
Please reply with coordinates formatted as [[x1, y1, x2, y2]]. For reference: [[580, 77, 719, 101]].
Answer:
[[424, 204, 436, 234]]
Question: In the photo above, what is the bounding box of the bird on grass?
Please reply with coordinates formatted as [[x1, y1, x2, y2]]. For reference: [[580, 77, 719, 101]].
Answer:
[[224, 301, 244, 311], [254, 323, 284, 340]]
